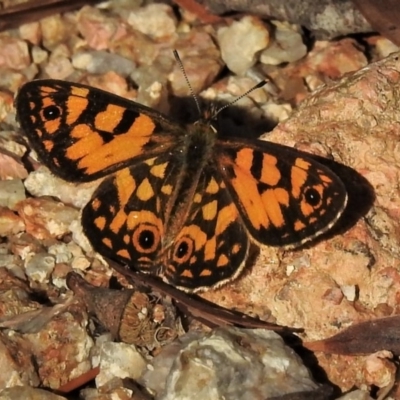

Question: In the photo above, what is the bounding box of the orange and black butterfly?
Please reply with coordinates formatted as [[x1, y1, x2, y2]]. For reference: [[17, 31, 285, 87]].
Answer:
[[15, 79, 347, 292]]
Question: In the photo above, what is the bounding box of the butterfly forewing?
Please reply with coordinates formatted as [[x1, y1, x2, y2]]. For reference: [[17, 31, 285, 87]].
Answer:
[[16, 80, 179, 182], [216, 139, 347, 247]]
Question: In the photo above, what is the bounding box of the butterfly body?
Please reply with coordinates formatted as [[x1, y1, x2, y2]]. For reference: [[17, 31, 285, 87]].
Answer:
[[16, 79, 347, 292]]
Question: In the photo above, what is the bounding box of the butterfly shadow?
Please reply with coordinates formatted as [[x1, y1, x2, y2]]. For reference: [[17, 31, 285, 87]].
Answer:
[[168, 95, 278, 139]]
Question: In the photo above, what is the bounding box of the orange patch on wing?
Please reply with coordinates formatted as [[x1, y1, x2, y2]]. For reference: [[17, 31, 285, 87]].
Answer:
[[115, 168, 136, 206], [71, 86, 89, 97], [43, 140, 54, 151], [161, 184, 173, 195], [193, 193, 202, 203], [319, 173, 332, 184], [232, 243, 241, 254], [206, 177, 219, 194], [91, 198, 101, 211], [126, 210, 162, 232], [95, 104, 125, 132], [235, 148, 253, 171], [204, 237, 216, 261], [41, 85, 57, 94], [94, 216, 106, 230], [150, 162, 168, 178], [67, 126, 104, 161], [109, 210, 127, 233], [260, 189, 285, 228], [217, 254, 229, 267], [294, 220, 306, 231], [199, 269, 212, 277], [202, 200, 218, 221], [260, 154, 281, 186], [102, 237, 113, 248], [66, 96, 89, 125], [181, 269, 194, 278], [117, 249, 131, 260], [70, 124, 95, 139], [215, 203, 238, 236], [231, 166, 269, 230], [136, 178, 154, 201], [291, 158, 309, 199], [76, 113, 156, 175]]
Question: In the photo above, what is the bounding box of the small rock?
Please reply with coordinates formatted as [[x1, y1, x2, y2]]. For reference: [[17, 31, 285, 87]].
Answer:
[[43, 44, 74, 79], [374, 37, 400, 59], [0, 37, 31, 70], [127, 3, 177, 41], [0, 179, 26, 209], [16, 197, 79, 240], [31, 45, 48, 64], [24, 166, 97, 209], [95, 342, 147, 388], [217, 16, 270, 75], [261, 102, 292, 122], [0, 332, 39, 391], [77, 6, 128, 51], [23, 311, 93, 389], [142, 327, 321, 400], [72, 50, 136, 76], [260, 21, 307, 65], [40, 15, 75, 50], [25, 253, 56, 283], [0, 386, 67, 400], [0, 207, 25, 236], [19, 22, 42, 46]]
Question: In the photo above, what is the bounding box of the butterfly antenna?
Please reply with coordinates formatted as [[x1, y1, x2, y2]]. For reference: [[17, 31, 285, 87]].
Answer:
[[212, 79, 268, 119], [173, 50, 202, 117]]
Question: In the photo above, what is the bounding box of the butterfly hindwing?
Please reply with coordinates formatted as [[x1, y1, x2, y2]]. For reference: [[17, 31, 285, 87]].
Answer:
[[81, 153, 181, 273], [161, 167, 249, 291]]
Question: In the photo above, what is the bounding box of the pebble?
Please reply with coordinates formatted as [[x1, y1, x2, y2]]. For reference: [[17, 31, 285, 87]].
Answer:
[[95, 341, 146, 389], [0, 207, 25, 236], [77, 6, 128, 51], [0, 37, 31, 70], [0, 332, 40, 390], [217, 16, 270, 75], [40, 14, 75, 50], [25, 253, 56, 283], [0, 387, 66, 400], [260, 21, 307, 65], [24, 167, 97, 210], [142, 327, 321, 399], [23, 311, 93, 389], [16, 197, 79, 240], [19, 21, 42, 46], [261, 102, 292, 122], [0, 179, 26, 209], [374, 37, 400, 58], [31, 45, 48, 64], [127, 3, 177, 41], [72, 50, 136, 76]]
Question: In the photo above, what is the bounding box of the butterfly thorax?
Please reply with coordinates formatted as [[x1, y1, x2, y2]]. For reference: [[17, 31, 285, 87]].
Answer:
[[161, 120, 216, 248]]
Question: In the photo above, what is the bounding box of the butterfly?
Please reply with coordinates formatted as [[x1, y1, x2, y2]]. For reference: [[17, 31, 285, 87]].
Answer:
[[15, 79, 347, 292]]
